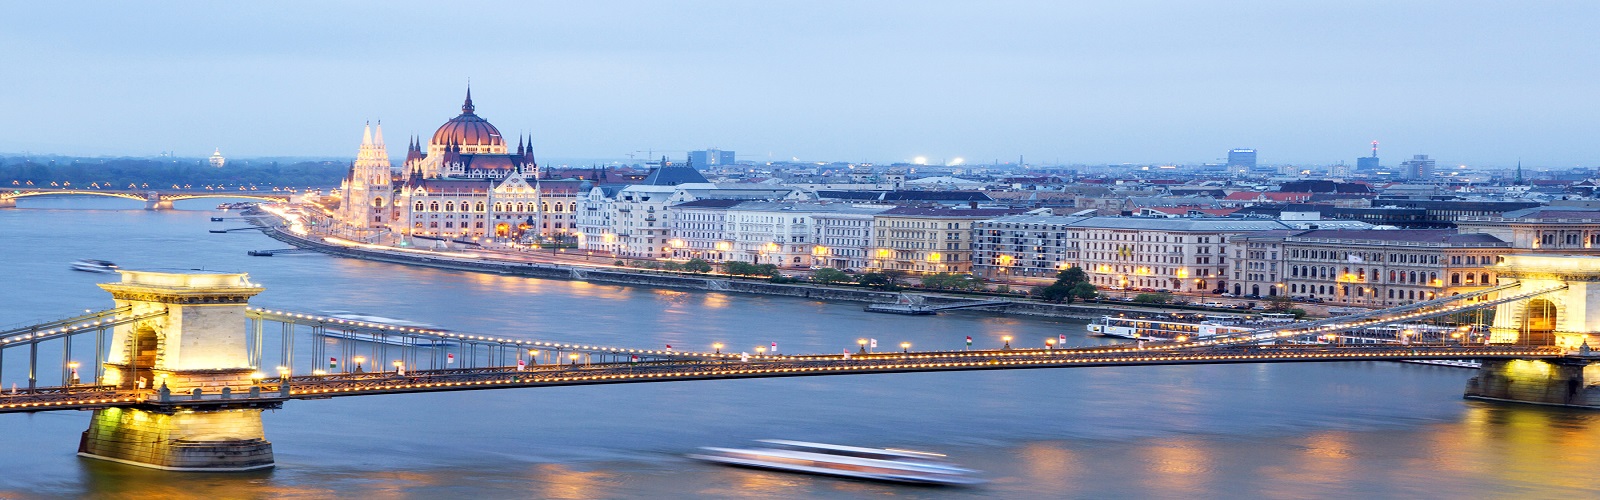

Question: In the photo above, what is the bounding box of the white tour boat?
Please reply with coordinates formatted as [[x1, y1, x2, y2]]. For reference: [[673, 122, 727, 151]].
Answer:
[[70, 259, 119, 273], [690, 439, 985, 486]]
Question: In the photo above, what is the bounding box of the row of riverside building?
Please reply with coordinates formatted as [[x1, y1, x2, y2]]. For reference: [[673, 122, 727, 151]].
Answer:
[[334, 91, 1600, 309]]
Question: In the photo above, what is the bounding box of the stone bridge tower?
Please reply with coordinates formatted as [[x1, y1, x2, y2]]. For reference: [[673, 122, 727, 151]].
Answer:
[[1469, 255, 1600, 408], [79, 270, 276, 471]]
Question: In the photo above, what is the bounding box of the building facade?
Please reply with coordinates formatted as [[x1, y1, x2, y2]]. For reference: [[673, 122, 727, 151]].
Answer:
[[868, 207, 1024, 274], [1227, 229, 1509, 306]]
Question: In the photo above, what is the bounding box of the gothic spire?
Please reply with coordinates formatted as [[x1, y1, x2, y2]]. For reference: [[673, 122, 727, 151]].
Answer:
[[373, 120, 385, 146], [362, 121, 373, 146], [462, 85, 475, 114]]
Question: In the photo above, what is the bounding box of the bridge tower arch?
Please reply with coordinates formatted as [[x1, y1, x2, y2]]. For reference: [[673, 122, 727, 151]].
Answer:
[[1469, 255, 1600, 408], [79, 270, 274, 471]]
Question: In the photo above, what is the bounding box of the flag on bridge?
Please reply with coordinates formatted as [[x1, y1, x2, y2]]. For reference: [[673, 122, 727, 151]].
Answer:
[[870, 339, 877, 349], [771, 342, 778, 354], [329, 357, 338, 369], [666, 344, 673, 350], [1059, 334, 1067, 345], [447, 353, 455, 364], [965, 336, 972, 347]]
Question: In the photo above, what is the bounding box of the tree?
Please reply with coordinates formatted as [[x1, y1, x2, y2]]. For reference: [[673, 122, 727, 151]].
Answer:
[[812, 268, 851, 284], [1034, 283, 1074, 303], [1133, 292, 1173, 304], [1069, 282, 1098, 303], [683, 258, 713, 273], [1055, 266, 1088, 286], [857, 272, 898, 290], [1266, 295, 1293, 312]]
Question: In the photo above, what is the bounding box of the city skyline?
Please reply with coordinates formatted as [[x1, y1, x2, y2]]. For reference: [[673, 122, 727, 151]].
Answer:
[[2, 1, 1597, 166]]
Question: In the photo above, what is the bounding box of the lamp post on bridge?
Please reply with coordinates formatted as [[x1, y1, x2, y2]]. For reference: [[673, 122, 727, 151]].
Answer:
[[353, 355, 365, 373], [67, 361, 80, 386], [857, 338, 868, 354], [1002, 335, 1013, 350]]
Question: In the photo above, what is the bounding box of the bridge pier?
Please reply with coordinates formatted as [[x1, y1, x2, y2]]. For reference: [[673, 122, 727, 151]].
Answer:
[[144, 198, 173, 210], [1465, 357, 1600, 408], [79, 407, 273, 471], [81, 270, 275, 471], [0, 198, 14, 209]]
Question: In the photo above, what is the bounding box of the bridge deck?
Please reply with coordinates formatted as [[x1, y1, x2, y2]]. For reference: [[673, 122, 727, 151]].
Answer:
[[0, 344, 1566, 413]]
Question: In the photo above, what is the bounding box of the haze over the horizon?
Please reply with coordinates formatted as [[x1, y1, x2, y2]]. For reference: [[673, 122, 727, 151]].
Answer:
[[2, 1, 1595, 167]]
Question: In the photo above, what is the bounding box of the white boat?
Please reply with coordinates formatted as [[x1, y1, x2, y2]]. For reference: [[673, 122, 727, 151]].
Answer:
[[70, 259, 119, 273], [1086, 315, 1255, 342], [690, 439, 985, 486]]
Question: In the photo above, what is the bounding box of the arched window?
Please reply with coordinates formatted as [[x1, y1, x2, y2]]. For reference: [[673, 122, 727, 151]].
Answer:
[[445, 202, 455, 212], [1481, 272, 1491, 284], [1429, 272, 1437, 284], [1452, 273, 1461, 285], [429, 201, 440, 212], [373, 197, 384, 207], [475, 202, 485, 212], [415, 201, 425, 211], [569, 202, 576, 212], [494, 202, 504, 212]]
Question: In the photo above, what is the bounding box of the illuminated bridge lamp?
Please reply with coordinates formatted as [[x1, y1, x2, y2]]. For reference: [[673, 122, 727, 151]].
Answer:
[[1002, 335, 1013, 350], [1045, 338, 1057, 350], [755, 346, 767, 357], [569, 353, 580, 366], [901, 342, 911, 353], [67, 361, 80, 385], [858, 338, 868, 354], [276, 366, 289, 381], [353, 356, 366, 373], [713, 343, 724, 354]]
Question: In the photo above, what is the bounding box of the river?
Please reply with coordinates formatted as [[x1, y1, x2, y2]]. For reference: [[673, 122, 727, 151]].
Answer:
[[0, 197, 1597, 499]]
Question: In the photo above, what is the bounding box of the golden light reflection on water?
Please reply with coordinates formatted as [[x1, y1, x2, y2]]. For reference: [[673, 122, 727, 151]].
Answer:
[[703, 293, 730, 309], [1141, 437, 1211, 495], [528, 463, 618, 500], [1017, 441, 1080, 492]]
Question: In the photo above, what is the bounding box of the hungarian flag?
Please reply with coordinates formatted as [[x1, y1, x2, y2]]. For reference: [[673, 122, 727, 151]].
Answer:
[[1059, 334, 1067, 345], [770, 342, 778, 353], [447, 353, 455, 364], [965, 336, 972, 346], [665, 344, 673, 350], [869, 339, 877, 349], [329, 357, 338, 369], [631, 355, 639, 363]]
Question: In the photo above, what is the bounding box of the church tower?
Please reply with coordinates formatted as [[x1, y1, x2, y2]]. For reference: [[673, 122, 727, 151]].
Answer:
[[340, 121, 394, 230]]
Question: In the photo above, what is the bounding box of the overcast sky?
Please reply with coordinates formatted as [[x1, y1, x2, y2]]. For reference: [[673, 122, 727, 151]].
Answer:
[[2, 1, 1595, 167]]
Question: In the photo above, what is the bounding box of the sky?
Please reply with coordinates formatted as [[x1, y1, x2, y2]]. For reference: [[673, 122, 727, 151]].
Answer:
[[1, 1, 1596, 167]]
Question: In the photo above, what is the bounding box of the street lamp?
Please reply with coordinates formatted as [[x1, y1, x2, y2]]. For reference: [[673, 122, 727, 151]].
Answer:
[[67, 361, 80, 385], [1002, 335, 1013, 349], [1045, 338, 1056, 350], [901, 342, 911, 353], [569, 353, 581, 367], [756, 346, 767, 357], [276, 366, 289, 382], [857, 338, 868, 354], [392, 360, 404, 375], [352, 355, 366, 373], [713, 342, 724, 354], [528, 349, 538, 365]]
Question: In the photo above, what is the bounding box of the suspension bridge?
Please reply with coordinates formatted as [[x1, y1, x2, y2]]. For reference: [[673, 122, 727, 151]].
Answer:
[[1, 254, 1598, 471], [0, 188, 290, 210]]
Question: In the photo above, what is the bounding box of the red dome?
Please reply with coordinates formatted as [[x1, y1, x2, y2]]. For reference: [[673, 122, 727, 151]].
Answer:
[[431, 89, 503, 148]]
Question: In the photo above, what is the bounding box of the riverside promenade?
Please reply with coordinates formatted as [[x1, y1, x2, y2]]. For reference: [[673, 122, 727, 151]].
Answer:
[[247, 212, 1230, 321]]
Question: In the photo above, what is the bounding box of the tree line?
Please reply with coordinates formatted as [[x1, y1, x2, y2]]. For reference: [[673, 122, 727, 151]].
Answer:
[[0, 157, 348, 189]]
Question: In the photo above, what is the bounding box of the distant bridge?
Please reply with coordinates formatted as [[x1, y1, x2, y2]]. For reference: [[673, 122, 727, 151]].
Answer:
[[0, 188, 289, 210]]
